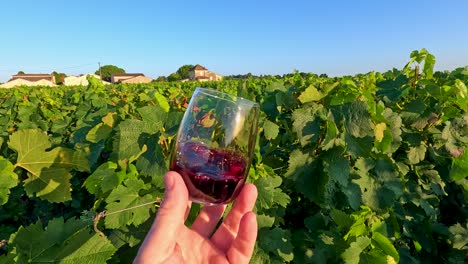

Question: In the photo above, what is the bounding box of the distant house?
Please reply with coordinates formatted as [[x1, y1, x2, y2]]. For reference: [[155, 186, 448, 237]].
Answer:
[[111, 73, 152, 84], [121, 75, 153, 84], [64, 74, 109, 86], [10, 73, 55, 83], [189, 65, 223, 81], [0, 73, 56, 88]]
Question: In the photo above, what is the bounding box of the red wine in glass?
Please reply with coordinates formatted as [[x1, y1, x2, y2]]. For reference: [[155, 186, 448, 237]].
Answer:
[[170, 88, 259, 205], [170, 141, 247, 204]]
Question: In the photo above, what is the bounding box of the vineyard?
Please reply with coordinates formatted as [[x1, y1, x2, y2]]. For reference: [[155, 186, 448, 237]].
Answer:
[[0, 49, 467, 263]]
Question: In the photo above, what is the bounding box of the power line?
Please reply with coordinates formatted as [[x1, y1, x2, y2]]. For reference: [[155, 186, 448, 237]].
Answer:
[[54, 63, 97, 71]]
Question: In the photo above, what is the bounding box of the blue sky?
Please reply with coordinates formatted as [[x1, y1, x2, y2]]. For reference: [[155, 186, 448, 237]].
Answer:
[[1, 0, 467, 82]]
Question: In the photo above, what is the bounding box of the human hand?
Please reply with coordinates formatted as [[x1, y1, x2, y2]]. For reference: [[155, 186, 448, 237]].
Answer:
[[134, 171, 258, 264]]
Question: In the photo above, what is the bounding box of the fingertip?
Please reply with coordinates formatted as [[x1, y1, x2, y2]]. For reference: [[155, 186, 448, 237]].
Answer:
[[242, 183, 258, 199], [164, 171, 188, 195], [241, 212, 257, 235], [164, 171, 183, 188], [227, 211, 258, 263], [236, 183, 257, 209], [164, 171, 176, 190], [160, 171, 189, 212]]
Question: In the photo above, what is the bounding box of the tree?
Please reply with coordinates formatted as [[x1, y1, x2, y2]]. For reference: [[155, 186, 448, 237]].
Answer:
[[52, 71, 66, 85], [95, 65, 125, 82], [167, 73, 181, 82], [165, 64, 195, 81], [176, 64, 194, 80], [155, 76, 167, 82], [17, 71, 25, 75]]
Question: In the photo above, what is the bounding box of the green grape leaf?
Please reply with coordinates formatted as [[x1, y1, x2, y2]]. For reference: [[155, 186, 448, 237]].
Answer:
[[286, 149, 324, 203], [8, 129, 89, 202], [374, 123, 387, 143], [321, 119, 339, 150], [353, 157, 402, 211], [108, 220, 153, 249], [454, 79, 468, 109], [51, 229, 117, 263], [136, 134, 166, 188], [415, 164, 447, 196], [345, 216, 368, 240], [111, 119, 146, 163], [292, 106, 321, 147], [0, 157, 18, 205], [8, 130, 90, 173], [298, 84, 324, 103], [342, 182, 362, 210], [342, 102, 373, 138], [251, 245, 273, 264], [441, 119, 467, 158], [345, 133, 373, 158], [374, 127, 394, 153], [448, 223, 468, 250], [352, 174, 380, 211], [265, 81, 287, 92], [376, 74, 409, 102], [275, 90, 298, 111], [85, 112, 115, 143], [255, 174, 290, 209], [330, 209, 353, 232], [83, 161, 120, 196], [154, 91, 170, 112], [6, 217, 116, 263], [354, 158, 376, 176], [423, 53, 435, 79], [360, 249, 394, 264], [450, 150, 468, 181], [323, 148, 350, 188], [257, 214, 275, 229], [263, 120, 279, 140], [137, 105, 168, 132], [261, 94, 279, 118], [374, 159, 403, 199], [105, 178, 156, 229], [23, 167, 72, 202], [372, 232, 399, 262], [0, 136, 4, 150], [258, 227, 294, 262], [373, 108, 401, 155], [164, 111, 184, 136], [407, 144, 427, 165], [341, 236, 371, 264]]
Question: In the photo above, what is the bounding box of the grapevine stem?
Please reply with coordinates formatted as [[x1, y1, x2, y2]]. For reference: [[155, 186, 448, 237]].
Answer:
[[102, 200, 161, 217], [92, 199, 161, 237]]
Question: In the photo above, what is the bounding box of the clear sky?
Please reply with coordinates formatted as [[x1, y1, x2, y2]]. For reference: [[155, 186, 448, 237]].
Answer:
[[1, 0, 468, 82]]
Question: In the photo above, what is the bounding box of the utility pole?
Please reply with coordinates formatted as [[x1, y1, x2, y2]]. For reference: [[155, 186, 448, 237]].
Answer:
[[98, 62, 102, 80]]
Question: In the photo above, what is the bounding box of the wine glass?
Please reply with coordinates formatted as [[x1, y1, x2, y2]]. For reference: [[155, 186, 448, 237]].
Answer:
[[170, 87, 260, 205]]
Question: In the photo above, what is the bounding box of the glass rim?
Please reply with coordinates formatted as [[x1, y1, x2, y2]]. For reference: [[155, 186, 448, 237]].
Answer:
[[195, 87, 259, 108]]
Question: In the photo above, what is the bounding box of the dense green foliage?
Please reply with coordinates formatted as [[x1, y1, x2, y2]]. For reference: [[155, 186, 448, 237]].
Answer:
[[0, 50, 467, 263]]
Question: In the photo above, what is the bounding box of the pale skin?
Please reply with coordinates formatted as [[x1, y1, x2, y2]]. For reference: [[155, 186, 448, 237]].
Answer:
[[134, 171, 258, 264]]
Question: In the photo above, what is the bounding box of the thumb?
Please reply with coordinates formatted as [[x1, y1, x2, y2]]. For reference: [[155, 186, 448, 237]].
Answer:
[[153, 171, 189, 234], [136, 172, 189, 257]]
